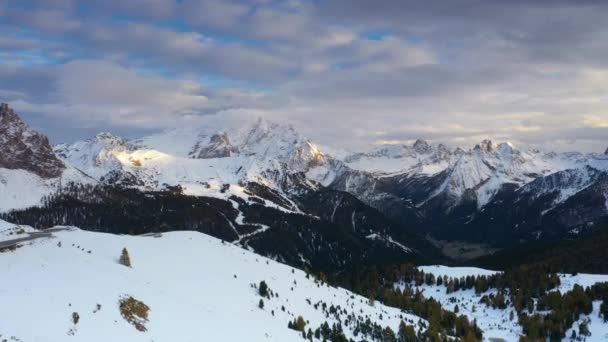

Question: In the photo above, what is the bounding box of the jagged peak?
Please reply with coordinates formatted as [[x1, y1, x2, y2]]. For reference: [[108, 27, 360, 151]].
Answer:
[[209, 131, 231, 145], [496, 141, 519, 155], [0, 102, 17, 119], [94, 132, 121, 140], [0, 102, 65, 178], [474, 139, 495, 152], [413, 139, 431, 152], [497, 141, 515, 149]]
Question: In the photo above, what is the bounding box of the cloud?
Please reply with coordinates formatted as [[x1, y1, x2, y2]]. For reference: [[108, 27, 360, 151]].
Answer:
[[3, 60, 273, 134], [0, 0, 607, 152]]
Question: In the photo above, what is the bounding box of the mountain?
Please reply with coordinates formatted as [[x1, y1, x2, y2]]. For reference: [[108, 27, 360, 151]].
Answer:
[[330, 139, 608, 247], [1, 101, 607, 255], [0, 220, 426, 341], [1, 105, 441, 275], [0, 104, 91, 212], [0, 102, 65, 178], [54, 116, 327, 197], [342, 139, 454, 176]]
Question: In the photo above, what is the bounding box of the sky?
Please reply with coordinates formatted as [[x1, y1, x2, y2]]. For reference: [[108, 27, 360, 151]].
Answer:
[[1, 0, 607, 152]]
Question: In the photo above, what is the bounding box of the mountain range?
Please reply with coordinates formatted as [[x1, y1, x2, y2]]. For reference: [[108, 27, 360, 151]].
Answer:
[[1, 103, 607, 267]]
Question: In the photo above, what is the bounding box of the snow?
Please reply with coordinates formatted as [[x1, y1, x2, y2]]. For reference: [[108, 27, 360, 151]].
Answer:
[[0, 226, 424, 342], [565, 301, 608, 341], [50, 117, 327, 212], [395, 267, 519, 341], [0, 220, 38, 242], [417, 265, 500, 278], [0, 166, 92, 213], [0, 219, 12, 229], [343, 143, 452, 176], [366, 234, 412, 253], [2, 222, 607, 342], [401, 266, 608, 341], [557, 273, 608, 293], [340, 139, 608, 210]]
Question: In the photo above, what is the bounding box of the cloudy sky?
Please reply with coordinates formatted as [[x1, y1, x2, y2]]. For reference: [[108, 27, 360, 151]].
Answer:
[[1, 0, 607, 152]]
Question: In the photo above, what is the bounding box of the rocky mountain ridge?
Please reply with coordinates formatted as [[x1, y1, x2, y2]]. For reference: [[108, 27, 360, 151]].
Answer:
[[0, 103, 65, 178]]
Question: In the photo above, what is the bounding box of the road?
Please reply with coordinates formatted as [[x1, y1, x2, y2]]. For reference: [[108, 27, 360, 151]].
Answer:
[[0, 226, 72, 250]]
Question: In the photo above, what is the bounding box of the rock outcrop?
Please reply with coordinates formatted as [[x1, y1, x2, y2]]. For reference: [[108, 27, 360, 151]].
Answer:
[[0, 103, 65, 178]]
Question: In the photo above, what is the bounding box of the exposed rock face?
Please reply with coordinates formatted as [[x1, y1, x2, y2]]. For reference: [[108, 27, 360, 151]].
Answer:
[[605, 147, 608, 155], [413, 139, 431, 153], [0, 103, 65, 178], [474, 139, 495, 152], [189, 132, 239, 159]]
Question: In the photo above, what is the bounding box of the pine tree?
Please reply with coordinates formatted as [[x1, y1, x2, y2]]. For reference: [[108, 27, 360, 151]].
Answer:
[[601, 300, 608, 322], [398, 321, 416, 342], [119, 247, 131, 267], [579, 321, 590, 337], [259, 280, 269, 298], [258, 299, 264, 309], [295, 316, 306, 331]]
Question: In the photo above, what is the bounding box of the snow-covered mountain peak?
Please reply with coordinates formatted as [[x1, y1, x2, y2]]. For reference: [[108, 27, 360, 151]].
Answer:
[[342, 140, 455, 175], [0, 103, 65, 179], [94, 132, 124, 144], [496, 141, 516, 154], [474, 139, 496, 153], [413, 139, 431, 153], [189, 131, 238, 159], [51, 115, 329, 199]]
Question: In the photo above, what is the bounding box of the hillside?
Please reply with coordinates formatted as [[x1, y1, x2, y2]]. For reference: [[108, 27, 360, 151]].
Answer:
[[0, 220, 425, 342], [470, 225, 608, 274]]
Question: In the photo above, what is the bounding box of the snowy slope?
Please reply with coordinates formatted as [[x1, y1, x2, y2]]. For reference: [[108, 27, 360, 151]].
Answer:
[[0, 225, 424, 342], [0, 166, 93, 212]]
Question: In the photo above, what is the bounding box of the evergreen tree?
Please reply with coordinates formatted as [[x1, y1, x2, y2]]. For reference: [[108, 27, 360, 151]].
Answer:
[[259, 280, 269, 298], [258, 299, 264, 309], [119, 247, 131, 267], [382, 326, 397, 342], [579, 321, 590, 337], [601, 299, 608, 322], [398, 321, 416, 342], [295, 316, 306, 331]]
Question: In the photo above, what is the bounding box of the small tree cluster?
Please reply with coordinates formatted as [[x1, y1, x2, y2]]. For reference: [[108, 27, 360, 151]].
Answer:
[[288, 315, 307, 332]]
